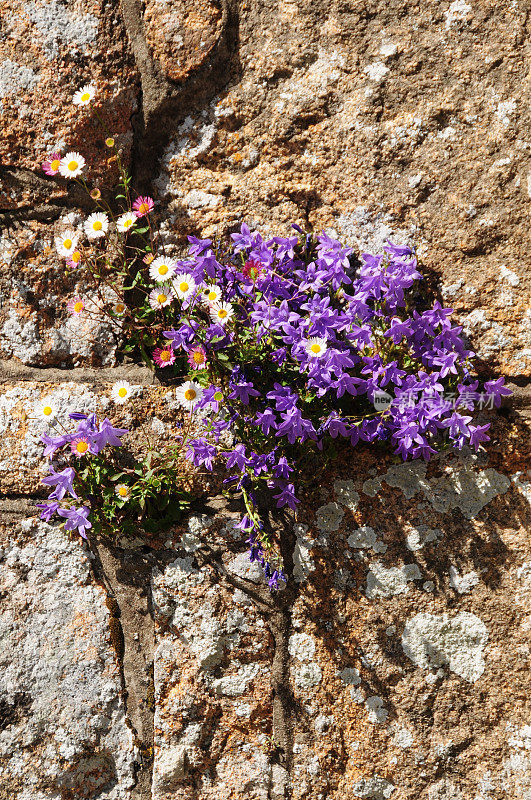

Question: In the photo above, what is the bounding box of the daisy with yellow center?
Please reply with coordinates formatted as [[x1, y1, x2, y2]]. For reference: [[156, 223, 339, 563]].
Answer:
[[115, 484, 131, 501], [175, 380, 204, 411], [209, 301, 234, 326], [305, 337, 328, 358], [67, 297, 85, 316], [59, 151, 86, 179], [35, 397, 57, 422], [116, 211, 137, 233], [55, 230, 79, 257], [149, 288, 173, 310], [73, 84, 96, 106], [105, 137, 115, 148], [67, 250, 83, 268], [149, 256, 177, 283], [111, 381, 132, 404], [84, 212, 109, 240], [71, 437, 92, 457], [201, 284, 222, 305], [112, 302, 127, 316], [172, 273, 197, 300]]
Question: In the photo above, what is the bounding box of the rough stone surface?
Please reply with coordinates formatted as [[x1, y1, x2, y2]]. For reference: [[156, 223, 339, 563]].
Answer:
[[1, 0, 530, 797], [0, 518, 136, 797]]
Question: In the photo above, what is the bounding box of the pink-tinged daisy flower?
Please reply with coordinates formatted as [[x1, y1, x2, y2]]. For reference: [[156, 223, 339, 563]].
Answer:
[[42, 152, 61, 176], [149, 288, 173, 310], [84, 212, 109, 239], [115, 484, 131, 501], [209, 301, 234, 325], [55, 230, 79, 257], [59, 152, 85, 179], [67, 297, 85, 316], [201, 284, 222, 305], [67, 250, 82, 268], [153, 347, 176, 368], [187, 346, 207, 370], [143, 253, 155, 265], [73, 84, 96, 106], [172, 273, 196, 300], [149, 256, 177, 283], [305, 337, 327, 357], [175, 380, 203, 410], [116, 211, 137, 233], [132, 196, 154, 217], [71, 437, 92, 457], [242, 258, 264, 281]]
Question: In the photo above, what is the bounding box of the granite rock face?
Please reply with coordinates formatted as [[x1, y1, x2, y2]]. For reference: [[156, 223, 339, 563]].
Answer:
[[0, 0, 530, 798]]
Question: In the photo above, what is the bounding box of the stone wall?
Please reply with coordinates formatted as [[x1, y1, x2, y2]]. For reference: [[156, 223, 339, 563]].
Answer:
[[0, 1, 530, 798]]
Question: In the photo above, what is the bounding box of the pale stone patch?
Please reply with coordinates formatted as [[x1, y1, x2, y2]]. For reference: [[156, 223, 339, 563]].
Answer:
[[212, 663, 260, 697], [289, 633, 316, 662], [366, 562, 422, 598], [333, 479, 360, 511], [444, 0, 472, 29], [352, 775, 396, 799], [448, 565, 479, 594], [402, 612, 488, 682], [315, 501, 344, 532]]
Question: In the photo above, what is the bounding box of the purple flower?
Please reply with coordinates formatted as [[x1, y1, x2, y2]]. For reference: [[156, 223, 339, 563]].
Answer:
[[93, 419, 129, 449], [187, 438, 217, 471], [36, 500, 60, 522], [272, 482, 299, 510], [42, 466, 78, 501], [484, 377, 512, 408], [468, 423, 491, 450], [40, 432, 71, 458], [57, 506, 92, 539]]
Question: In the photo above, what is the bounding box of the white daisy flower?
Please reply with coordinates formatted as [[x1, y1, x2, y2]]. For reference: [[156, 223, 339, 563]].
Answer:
[[201, 284, 222, 305], [73, 84, 96, 106], [115, 484, 131, 501], [112, 301, 127, 316], [35, 397, 57, 422], [305, 337, 328, 358], [84, 212, 109, 240], [111, 381, 132, 404], [149, 257, 177, 283], [149, 288, 173, 310], [210, 301, 234, 325], [59, 151, 85, 179], [172, 273, 196, 300], [55, 230, 79, 257], [116, 211, 137, 233], [175, 380, 203, 410]]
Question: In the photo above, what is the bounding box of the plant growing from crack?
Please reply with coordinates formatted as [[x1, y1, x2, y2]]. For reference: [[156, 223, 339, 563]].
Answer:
[[37, 83, 511, 585]]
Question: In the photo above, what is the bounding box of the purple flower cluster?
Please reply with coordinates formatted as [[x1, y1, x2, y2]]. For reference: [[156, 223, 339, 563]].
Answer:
[[163, 225, 510, 586], [37, 413, 128, 539]]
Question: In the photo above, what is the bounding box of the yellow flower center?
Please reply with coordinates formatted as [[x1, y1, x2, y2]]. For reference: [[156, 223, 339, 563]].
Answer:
[[218, 309, 228, 319], [157, 294, 167, 304], [310, 343, 321, 354], [192, 351, 205, 364], [63, 238, 72, 249], [81, 92, 90, 102], [213, 391, 223, 402], [115, 303, 125, 313], [184, 388, 197, 401], [72, 251, 81, 263], [124, 218, 133, 228], [139, 203, 150, 214], [159, 350, 172, 362], [76, 441, 89, 453], [179, 282, 189, 293], [74, 301, 84, 313], [51, 159, 60, 171], [105, 137, 115, 148], [118, 387, 127, 398], [93, 220, 102, 231], [207, 290, 217, 301], [68, 160, 78, 171], [158, 265, 168, 275], [43, 405, 53, 416], [118, 486, 128, 497]]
